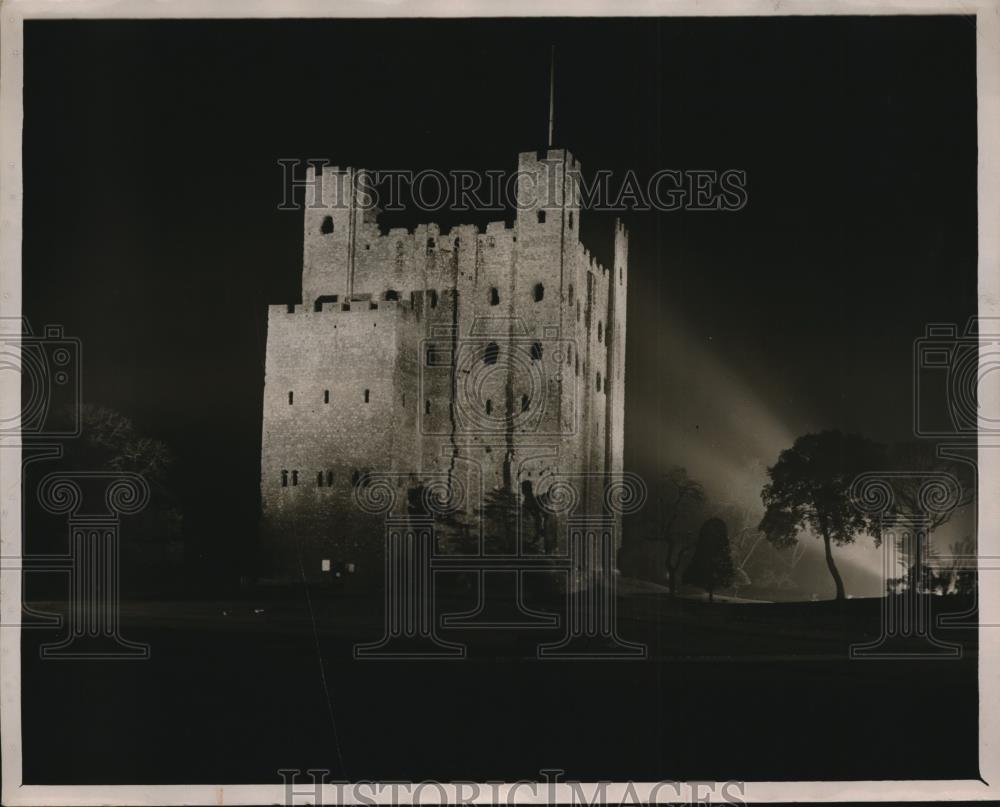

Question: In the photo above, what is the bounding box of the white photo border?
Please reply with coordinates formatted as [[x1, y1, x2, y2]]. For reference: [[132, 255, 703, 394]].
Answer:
[[1, 0, 997, 803]]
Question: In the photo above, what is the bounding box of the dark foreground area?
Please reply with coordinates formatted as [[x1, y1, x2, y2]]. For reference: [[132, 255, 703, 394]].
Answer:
[[22, 585, 979, 784]]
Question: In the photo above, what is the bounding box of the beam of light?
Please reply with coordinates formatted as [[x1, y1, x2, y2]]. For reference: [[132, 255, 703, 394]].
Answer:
[[627, 303, 904, 598]]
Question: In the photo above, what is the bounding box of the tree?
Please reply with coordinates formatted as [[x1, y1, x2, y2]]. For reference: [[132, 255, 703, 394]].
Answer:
[[519, 480, 552, 552], [884, 441, 975, 596], [898, 537, 978, 597], [651, 467, 706, 596], [891, 543, 940, 595], [36, 404, 185, 594], [684, 517, 735, 602], [480, 485, 520, 554], [58, 404, 181, 542], [950, 538, 977, 596], [62, 405, 173, 480], [759, 430, 884, 601], [436, 508, 475, 555], [885, 442, 974, 530], [425, 486, 478, 594]]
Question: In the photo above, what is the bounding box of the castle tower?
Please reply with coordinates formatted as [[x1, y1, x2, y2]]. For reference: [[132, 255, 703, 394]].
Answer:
[[302, 166, 378, 307], [259, 149, 628, 582]]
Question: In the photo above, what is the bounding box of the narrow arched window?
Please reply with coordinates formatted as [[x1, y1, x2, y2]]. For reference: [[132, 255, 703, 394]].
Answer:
[[425, 399, 431, 415], [575, 355, 579, 376], [291, 470, 299, 486], [568, 284, 574, 305], [364, 389, 370, 403], [320, 216, 334, 235], [281, 470, 288, 487], [324, 390, 330, 404], [485, 399, 493, 415], [537, 210, 546, 224], [533, 283, 544, 302], [531, 342, 543, 361], [489, 287, 500, 306], [598, 321, 603, 343], [429, 289, 438, 308], [288, 391, 293, 405], [569, 211, 574, 229], [484, 342, 499, 365], [596, 373, 601, 392]]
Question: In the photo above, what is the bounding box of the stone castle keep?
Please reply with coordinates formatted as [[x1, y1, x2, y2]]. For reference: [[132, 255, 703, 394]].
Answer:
[[260, 148, 628, 580]]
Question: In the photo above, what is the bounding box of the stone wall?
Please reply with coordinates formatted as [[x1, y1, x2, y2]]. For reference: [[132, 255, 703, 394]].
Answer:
[[260, 149, 628, 581]]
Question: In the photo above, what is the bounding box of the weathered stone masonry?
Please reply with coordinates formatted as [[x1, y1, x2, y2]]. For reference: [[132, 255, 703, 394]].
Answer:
[[260, 148, 628, 580]]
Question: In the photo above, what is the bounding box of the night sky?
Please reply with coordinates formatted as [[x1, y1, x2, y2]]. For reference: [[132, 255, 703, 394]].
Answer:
[[22, 16, 977, 587]]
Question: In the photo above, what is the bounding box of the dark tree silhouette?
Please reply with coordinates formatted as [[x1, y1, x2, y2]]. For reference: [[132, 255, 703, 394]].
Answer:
[[61, 404, 173, 480], [481, 486, 520, 554], [894, 537, 978, 597], [433, 482, 549, 558], [520, 480, 548, 551], [34, 404, 186, 593], [406, 484, 429, 516], [884, 441, 974, 595], [684, 517, 735, 602], [651, 467, 706, 596], [891, 545, 939, 595], [950, 538, 977, 596], [759, 430, 883, 601], [886, 441, 974, 528], [57, 404, 181, 540], [424, 485, 478, 593]]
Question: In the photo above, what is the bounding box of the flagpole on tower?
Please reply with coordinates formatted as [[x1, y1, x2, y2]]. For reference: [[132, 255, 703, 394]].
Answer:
[[548, 44, 555, 148]]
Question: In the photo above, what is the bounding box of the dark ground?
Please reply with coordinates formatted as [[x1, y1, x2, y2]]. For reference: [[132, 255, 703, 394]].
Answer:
[[22, 587, 979, 784]]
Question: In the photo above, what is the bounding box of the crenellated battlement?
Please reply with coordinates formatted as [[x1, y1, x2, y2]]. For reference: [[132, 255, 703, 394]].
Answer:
[[270, 300, 414, 316], [298, 149, 628, 308], [272, 287, 463, 318], [519, 147, 579, 170]]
